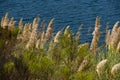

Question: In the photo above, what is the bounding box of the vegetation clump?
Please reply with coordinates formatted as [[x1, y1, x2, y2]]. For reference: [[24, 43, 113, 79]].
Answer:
[[0, 13, 120, 80]]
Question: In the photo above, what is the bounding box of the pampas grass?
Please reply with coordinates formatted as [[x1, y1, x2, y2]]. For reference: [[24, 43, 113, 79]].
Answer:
[[1, 13, 9, 29], [96, 59, 107, 78], [90, 17, 101, 54], [26, 18, 39, 50], [75, 24, 83, 40], [36, 39, 40, 49], [8, 17, 15, 31], [18, 18, 23, 31], [105, 29, 111, 48], [1, 13, 120, 80], [111, 21, 119, 37], [22, 23, 31, 42], [45, 18, 54, 40], [64, 26, 70, 35], [105, 21, 120, 50], [54, 31, 61, 43], [40, 31, 46, 49], [111, 63, 120, 77], [78, 58, 88, 72]]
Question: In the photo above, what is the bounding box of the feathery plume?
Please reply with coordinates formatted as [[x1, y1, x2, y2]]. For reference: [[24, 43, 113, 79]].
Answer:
[[45, 18, 54, 40], [105, 30, 111, 48], [40, 20, 46, 31], [18, 18, 23, 31], [78, 58, 88, 72], [54, 31, 61, 43], [26, 18, 39, 50], [111, 63, 120, 76], [40, 31, 46, 49], [36, 39, 40, 49], [96, 59, 107, 78], [111, 21, 119, 37], [32, 17, 40, 30], [28, 23, 32, 31], [41, 32, 45, 43], [64, 26, 70, 35], [90, 17, 101, 54], [8, 17, 16, 31], [21, 23, 31, 42], [75, 24, 83, 40], [110, 26, 120, 50], [1, 13, 9, 29]]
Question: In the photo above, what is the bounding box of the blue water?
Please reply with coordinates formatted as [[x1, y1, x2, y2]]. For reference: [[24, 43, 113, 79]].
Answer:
[[0, 0, 120, 43]]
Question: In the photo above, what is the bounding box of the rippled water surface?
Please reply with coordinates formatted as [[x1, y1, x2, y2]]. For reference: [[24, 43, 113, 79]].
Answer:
[[0, 0, 120, 42]]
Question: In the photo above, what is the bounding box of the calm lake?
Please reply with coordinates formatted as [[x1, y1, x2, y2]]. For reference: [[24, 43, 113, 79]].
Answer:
[[0, 0, 120, 43]]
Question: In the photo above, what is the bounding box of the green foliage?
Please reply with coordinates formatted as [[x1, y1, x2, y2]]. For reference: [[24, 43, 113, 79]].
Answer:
[[11, 27, 19, 37], [28, 56, 54, 77], [1, 23, 120, 80], [70, 71, 95, 80], [4, 62, 15, 74], [77, 43, 89, 62], [0, 39, 5, 48], [60, 65, 71, 79]]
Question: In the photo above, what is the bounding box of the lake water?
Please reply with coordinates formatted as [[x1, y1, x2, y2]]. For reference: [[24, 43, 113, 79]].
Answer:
[[0, 0, 120, 43]]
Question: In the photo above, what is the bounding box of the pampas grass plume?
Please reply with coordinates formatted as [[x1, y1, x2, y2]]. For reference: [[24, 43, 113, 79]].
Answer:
[[21, 23, 31, 42], [111, 63, 120, 76], [36, 39, 40, 49], [8, 17, 15, 31], [110, 25, 120, 50], [40, 31, 46, 49], [64, 26, 70, 35], [18, 18, 23, 31], [2, 13, 9, 29], [96, 59, 107, 78], [45, 18, 54, 40], [111, 21, 119, 37], [90, 17, 101, 54], [105, 30, 111, 48], [26, 18, 39, 49], [32, 17, 40, 29], [78, 59, 88, 72], [54, 31, 61, 43]]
